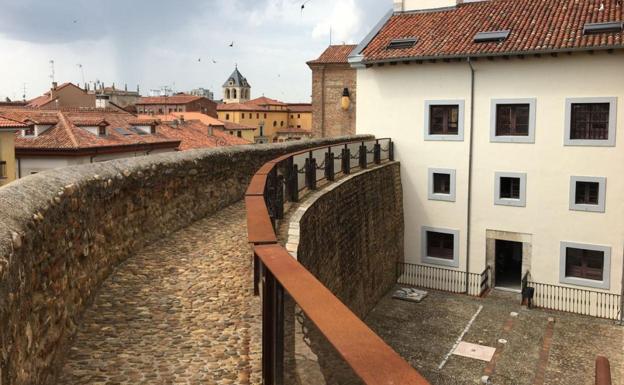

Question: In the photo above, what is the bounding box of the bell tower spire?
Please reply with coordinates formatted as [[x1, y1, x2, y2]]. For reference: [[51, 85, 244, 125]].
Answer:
[[222, 66, 251, 104]]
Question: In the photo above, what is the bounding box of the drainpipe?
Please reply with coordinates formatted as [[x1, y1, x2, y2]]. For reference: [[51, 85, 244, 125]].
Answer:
[[465, 58, 475, 294]]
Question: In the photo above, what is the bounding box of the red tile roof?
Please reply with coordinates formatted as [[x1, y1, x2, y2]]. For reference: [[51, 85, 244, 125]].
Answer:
[[287, 104, 312, 113], [247, 96, 287, 106], [0, 108, 180, 154], [308, 44, 358, 64], [156, 120, 251, 150], [359, 0, 624, 63], [0, 115, 30, 129], [136, 94, 203, 105]]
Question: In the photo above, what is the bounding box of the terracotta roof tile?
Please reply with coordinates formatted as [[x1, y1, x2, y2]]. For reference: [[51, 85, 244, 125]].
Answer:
[[0, 108, 180, 152], [308, 44, 358, 64], [360, 0, 624, 62], [247, 96, 287, 106], [156, 120, 252, 150], [0, 115, 29, 129]]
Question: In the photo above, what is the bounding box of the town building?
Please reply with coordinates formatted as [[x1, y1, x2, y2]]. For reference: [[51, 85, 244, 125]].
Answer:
[[307, 44, 357, 138], [135, 94, 217, 117], [352, 0, 624, 302], [188, 88, 215, 101], [222, 66, 251, 104], [0, 108, 180, 176], [0, 115, 29, 185], [26, 82, 96, 109], [91, 84, 141, 109], [217, 97, 312, 143], [138, 111, 256, 143]]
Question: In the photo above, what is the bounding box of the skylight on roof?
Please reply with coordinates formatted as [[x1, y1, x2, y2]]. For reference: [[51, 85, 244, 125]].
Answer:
[[583, 22, 623, 35], [474, 30, 510, 43], [114, 127, 133, 136], [386, 38, 417, 50]]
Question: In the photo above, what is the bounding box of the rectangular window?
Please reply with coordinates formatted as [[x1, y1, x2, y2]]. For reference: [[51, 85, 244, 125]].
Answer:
[[256, 113, 259, 119], [575, 181, 599, 205], [569, 176, 606, 213], [98, 126, 106, 136], [429, 105, 459, 135], [0, 161, 6, 179], [426, 231, 454, 260], [565, 247, 604, 281], [24, 126, 35, 136], [496, 104, 530, 136], [433, 173, 451, 194], [500, 177, 521, 199], [570, 103, 610, 140]]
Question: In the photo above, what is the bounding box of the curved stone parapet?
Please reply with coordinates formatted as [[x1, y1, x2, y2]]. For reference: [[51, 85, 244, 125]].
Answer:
[[0, 136, 371, 385]]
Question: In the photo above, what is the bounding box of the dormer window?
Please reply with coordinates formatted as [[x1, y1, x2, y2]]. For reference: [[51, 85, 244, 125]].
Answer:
[[24, 126, 35, 137], [583, 22, 623, 35], [150, 125, 156, 134], [386, 38, 417, 50], [474, 30, 510, 43], [98, 125, 107, 136]]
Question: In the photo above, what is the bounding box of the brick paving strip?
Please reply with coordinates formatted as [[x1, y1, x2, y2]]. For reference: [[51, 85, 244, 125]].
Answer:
[[531, 318, 555, 385], [482, 314, 516, 380], [57, 202, 261, 385]]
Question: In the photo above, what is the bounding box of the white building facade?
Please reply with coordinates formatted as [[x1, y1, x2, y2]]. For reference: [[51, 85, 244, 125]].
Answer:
[[352, 0, 624, 316]]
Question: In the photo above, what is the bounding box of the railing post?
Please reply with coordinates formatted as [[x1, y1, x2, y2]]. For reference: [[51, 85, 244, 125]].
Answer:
[[359, 142, 367, 169], [389, 140, 395, 161], [324, 147, 335, 182], [276, 175, 284, 220], [261, 266, 285, 385], [290, 163, 299, 202], [283, 157, 294, 203], [266, 168, 278, 230], [341, 145, 351, 175], [305, 152, 317, 191], [374, 140, 381, 164]]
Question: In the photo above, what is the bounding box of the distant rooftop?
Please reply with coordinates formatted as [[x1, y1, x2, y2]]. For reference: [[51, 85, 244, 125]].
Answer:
[[308, 44, 358, 65]]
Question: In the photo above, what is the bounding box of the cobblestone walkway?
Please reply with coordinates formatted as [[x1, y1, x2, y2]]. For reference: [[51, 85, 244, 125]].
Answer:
[[58, 202, 261, 385]]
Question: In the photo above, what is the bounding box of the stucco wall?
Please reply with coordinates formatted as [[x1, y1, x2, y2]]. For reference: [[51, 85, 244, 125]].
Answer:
[[0, 135, 371, 385], [0, 132, 17, 186], [356, 51, 624, 295]]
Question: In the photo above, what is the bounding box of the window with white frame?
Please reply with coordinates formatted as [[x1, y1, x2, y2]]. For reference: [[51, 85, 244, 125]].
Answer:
[[490, 98, 536, 143], [565, 97, 617, 146], [424, 100, 465, 141], [569, 176, 606, 213], [421, 227, 460, 267], [494, 172, 527, 207], [428, 168, 456, 202], [559, 241, 610, 289]]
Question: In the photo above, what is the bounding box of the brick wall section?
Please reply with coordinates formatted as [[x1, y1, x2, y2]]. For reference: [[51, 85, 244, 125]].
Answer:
[[0, 135, 372, 385], [296, 163, 404, 318], [309, 63, 357, 138]]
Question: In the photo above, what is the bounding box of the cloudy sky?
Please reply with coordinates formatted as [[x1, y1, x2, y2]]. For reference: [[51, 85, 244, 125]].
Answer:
[[0, 0, 390, 103]]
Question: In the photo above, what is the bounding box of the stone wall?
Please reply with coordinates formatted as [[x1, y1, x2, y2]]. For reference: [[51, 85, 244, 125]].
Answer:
[[0, 135, 372, 385], [309, 63, 357, 138], [295, 163, 403, 318]]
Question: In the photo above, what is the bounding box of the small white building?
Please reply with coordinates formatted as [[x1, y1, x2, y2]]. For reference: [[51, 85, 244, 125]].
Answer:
[[352, 0, 624, 316]]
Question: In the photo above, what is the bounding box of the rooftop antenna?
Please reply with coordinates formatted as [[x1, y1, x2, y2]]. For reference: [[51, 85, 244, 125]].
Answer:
[[329, 26, 332, 45], [22, 83, 27, 101], [49, 60, 55, 83], [77, 64, 85, 85]]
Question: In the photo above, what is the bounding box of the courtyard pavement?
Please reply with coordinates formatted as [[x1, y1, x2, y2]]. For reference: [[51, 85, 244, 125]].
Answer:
[[57, 203, 261, 385], [365, 287, 624, 385]]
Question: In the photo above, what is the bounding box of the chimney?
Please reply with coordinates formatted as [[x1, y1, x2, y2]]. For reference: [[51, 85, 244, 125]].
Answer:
[[180, 115, 185, 124], [208, 125, 214, 136], [51, 81, 58, 90], [394, 0, 462, 12]]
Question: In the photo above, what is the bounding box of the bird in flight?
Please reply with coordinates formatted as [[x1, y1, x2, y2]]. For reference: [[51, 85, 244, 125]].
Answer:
[[301, 0, 312, 13], [212, 59, 217, 64], [73, 19, 78, 23], [198, 58, 201, 62], [229, 41, 234, 47]]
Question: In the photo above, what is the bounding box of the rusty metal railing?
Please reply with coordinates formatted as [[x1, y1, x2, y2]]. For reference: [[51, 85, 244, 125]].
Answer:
[[245, 138, 430, 385], [595, 356, 612, 385]]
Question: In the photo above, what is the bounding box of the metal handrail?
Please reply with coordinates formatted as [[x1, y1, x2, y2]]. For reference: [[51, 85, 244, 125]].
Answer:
[[245, 138, 430, 385]]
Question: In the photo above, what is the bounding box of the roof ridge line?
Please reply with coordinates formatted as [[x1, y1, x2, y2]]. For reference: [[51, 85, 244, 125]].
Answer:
[[57, 111, 80, 147]]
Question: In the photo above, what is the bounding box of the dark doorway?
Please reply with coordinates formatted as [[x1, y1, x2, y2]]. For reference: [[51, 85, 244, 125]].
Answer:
[[495, 240, 523, 290]]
